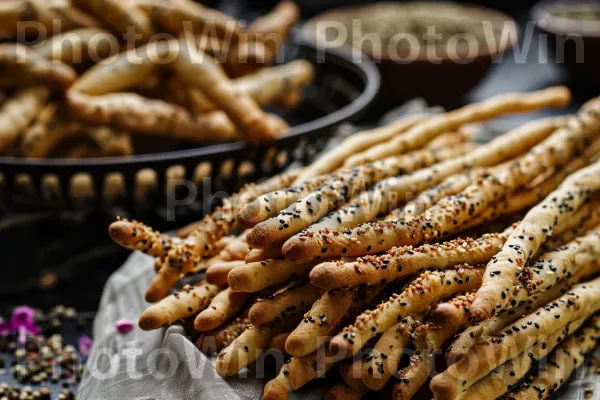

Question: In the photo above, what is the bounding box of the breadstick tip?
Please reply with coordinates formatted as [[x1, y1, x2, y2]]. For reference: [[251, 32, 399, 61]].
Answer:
[[469, 293, 495, 322], [429, 375, 458, 400], [308, 263, 339, 289], [282, 237, 313, 263], [138, 308, 164, 331], [227, 267, 248, 292], [329, 335, 354, 359], [248, 224, 272, 248], [263, 375, 291, 400], [108, 220, 133, 243], [237, 201, 263, 228], [145, 271, 176, 302]]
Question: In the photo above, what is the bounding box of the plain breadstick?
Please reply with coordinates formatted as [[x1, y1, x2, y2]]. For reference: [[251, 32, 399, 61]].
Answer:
[[394, 293, 474, 400], [205, 260, 245, 286], [324, 384, 365, 400], [345, 86, 571, 166], [0, 87, 50, 152], [361, 315, 421, 391], [138, 281, 220, 330], [310, 227, 511, 290], [294, 115, 426, 184], [507, 316, 600, 400], [330, 265, 483, 357], [194, 288, 252, 331], [430, 277, 600, 400], [245, 245, 283, 262]]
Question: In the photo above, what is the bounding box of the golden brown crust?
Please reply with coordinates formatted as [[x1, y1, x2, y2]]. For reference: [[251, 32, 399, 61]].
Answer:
[[228, 259, 316, 293], [248, 282, 323, 326], [194, 288, 252, 332], [205, 260, 245, 286]]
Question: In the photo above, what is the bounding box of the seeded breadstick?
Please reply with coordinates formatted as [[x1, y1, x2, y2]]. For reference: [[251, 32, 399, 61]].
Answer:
[[310, 226, 512, 290], [361, 315, 421, 391], [33, 28, 117, 64], [248, 282, 323, 326], [71, 0, 154, 41], [430, 277, 600, 400], [507, 316, 600, 400], [295, 115, 426, 184], [246, 245, 282, 262], [216, 311, 301, 376], [394, 294, 474, 400], [196, 309, 250, 352], [228, 259, 318, 293], [263, 346, 341, 400], [240, 131, 467, 231], [205, 260, 245, 286], [20, 103, 78, 158], [507, 225, 600, 308], [286, 284, 386, 357], [446, 281, 569, 364], [283, 116, 568, 261], [108, 217, 180, 257], [345, 86, 571, 167], [473, 159, 600, 320], [85, 126, 133, 157], [194, 288, 252, 331], [138, 281, 220, 330], [172, 43, 279, 144], [330, 266, 482, 358], [142, 170, 300, 302], [0, 43, 76, 90], [249, 140, 474, 247], [459, 317, 586, 400], [0, 86, 50, 152], [206, 234, 250, 267]]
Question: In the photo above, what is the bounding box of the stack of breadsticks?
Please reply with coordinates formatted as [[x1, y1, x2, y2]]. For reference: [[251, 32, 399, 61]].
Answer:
[[109, 86, 600, 400], [0, 0, 312, 159]]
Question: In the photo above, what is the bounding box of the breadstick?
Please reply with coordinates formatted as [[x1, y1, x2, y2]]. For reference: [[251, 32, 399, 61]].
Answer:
[[250, 141, 474, 247], [507, 225, 600, 308], [324, 384, 365, 400], [459, 317, 586, 400], [138, 281, 220, 330], [239, 131, 466, 229], [71, 0, 154, 41], [205, 260, 245, 286], [194, 288, 252, 331], [263, 346, 341, 400], [207, 234, 250, 266], [245, 245, 282, 262], [143, 170, 300, 302], [446, 281, 569, 364], [172, 42, 279, 144], [248, 282, 323, 326], [286, 284, 386, 357], [3, 35, 83, 76], [225, 40, 273, 77], [269, 332, 290, 354], [33, 28, 118, 64], [295, 115, 426, 184], [330, 266, 483, 358], [310, 227, 512, 290], [472, 159, 600, 320], [283, 116, 568, 261], [196, 310, 249, 352], [394, 294, 474, 400], [345, 86, 571, 166], [109, 217, 180, 257], [338, 361, 367, 392], [247, 0, 300, 58], [361, 315, 421, 390], [0, 86, 50, 153], [20, 103, 78, 158], [85, 126, 133, 157], [507, 316, 600, 400], [430, 277, 600, 400], [228, 259, 317, 293], [135, 0, 241, 39]]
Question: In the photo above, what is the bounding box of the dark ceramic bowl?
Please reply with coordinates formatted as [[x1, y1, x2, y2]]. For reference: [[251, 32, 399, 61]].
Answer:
[[304, 2, 518, 110], [531, 0, 600, 85]]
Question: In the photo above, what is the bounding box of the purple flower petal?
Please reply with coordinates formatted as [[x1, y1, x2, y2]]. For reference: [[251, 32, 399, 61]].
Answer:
[[7, 306, 39, 336], [115, 319, 134, 334], [78, 335, 94, 358]]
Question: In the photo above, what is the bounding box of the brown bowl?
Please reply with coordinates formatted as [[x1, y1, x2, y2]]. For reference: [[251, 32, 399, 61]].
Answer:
[[531, 1, 600, 85], [304, 2, 518, 110]]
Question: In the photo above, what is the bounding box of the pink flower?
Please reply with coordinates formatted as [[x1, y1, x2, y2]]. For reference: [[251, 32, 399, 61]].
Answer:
[[0, 306, 40, 344], [115, 319, 134, 334], [78, 335, 94, 358]]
